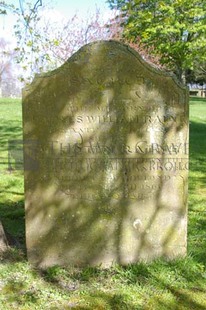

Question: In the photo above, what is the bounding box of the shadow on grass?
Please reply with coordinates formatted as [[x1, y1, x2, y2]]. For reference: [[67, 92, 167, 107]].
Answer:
[[189, 121, 206, 158], [188, 212, 206, 265], [0, 200, 26, 253], [73, 292, 137, 310], [189, 120, 206, 195], [0, 123, 23, 150], [189, 97, 206, 103], [188, 120, 206, 266], [38, 258, 206, 309]]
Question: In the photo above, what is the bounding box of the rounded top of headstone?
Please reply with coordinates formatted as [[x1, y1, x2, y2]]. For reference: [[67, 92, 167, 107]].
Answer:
[[30, 40, 187, 91]]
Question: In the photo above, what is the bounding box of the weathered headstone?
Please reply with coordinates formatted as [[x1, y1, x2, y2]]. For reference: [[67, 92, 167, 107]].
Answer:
[[23, 41, 189, 267]]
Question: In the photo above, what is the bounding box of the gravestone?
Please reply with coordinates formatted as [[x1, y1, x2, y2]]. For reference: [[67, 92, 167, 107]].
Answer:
[[23, 40, 189, 268]]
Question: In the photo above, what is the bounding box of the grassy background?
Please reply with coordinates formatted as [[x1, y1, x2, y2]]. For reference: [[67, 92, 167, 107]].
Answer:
[[0, 96, 206, 309]]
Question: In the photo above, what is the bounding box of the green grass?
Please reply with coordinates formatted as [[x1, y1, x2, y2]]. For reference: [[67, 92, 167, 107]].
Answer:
[[0, 97, 206, 309]]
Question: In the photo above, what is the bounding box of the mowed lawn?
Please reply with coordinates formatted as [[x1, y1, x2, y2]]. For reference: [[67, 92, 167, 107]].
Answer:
[[0, 97, 206, 309]]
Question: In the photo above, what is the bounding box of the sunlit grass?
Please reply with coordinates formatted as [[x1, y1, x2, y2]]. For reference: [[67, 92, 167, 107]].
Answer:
[[0, 97, 206, 309]]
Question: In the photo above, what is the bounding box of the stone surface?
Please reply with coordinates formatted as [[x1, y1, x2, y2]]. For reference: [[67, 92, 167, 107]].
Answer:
[[23, 40, 189, 268], [0, 221, 8, 252]]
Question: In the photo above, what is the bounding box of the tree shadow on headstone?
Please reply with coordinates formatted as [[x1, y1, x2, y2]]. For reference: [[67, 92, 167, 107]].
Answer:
[[23, 41, 189, 268]]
